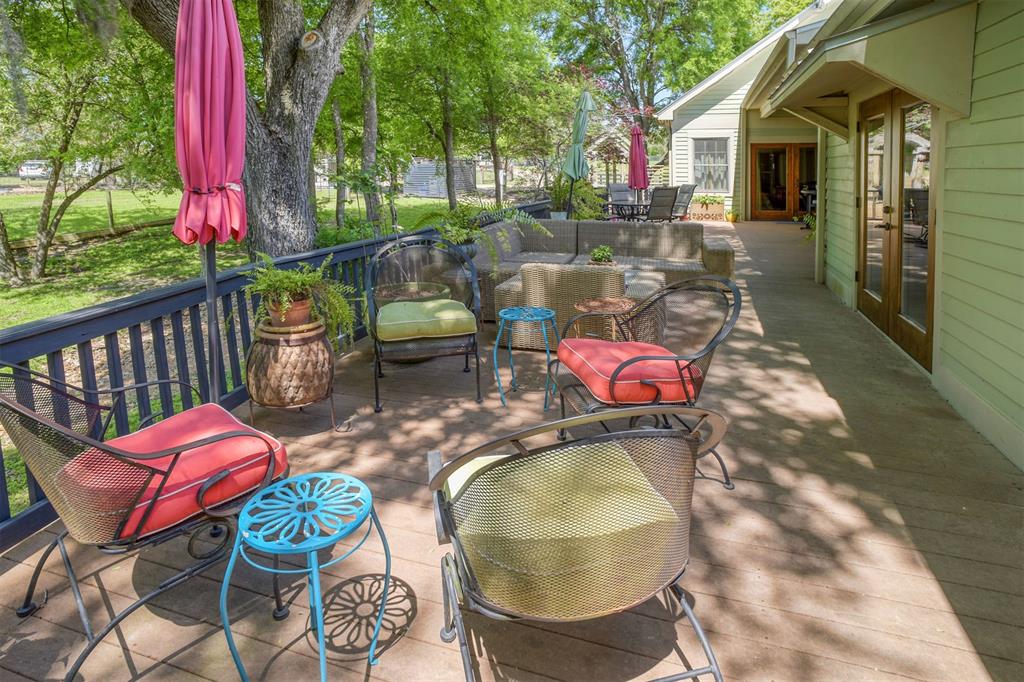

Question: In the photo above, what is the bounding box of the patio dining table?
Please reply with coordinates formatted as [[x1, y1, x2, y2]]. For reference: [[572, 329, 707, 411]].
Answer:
[[609, 201, 648, 221]]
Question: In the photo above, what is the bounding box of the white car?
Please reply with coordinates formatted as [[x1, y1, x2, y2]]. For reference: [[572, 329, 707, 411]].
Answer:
[[18, 160, 50, 181]]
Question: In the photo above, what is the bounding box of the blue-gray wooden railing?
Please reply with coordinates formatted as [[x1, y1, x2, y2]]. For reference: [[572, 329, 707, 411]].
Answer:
[[0, 199, 550, 552]]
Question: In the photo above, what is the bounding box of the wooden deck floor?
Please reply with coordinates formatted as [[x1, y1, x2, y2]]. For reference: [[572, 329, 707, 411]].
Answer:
[[1, 221, 1022, 681]]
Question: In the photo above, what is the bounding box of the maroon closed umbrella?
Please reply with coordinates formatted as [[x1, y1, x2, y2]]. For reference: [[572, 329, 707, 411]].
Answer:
[[628, 124, 649, 203], [173, 0, 247, 401]]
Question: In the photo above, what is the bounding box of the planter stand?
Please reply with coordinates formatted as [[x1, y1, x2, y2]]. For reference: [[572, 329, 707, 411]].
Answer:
[[245, 320, 341, 431]]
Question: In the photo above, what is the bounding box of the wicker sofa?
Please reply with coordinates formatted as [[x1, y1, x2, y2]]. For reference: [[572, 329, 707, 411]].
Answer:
[[475, 218, 734, 321]]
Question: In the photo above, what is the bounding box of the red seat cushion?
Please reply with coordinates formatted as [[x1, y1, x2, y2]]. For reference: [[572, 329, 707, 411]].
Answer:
[[558, 338, 703, 405], [61, 403, 288, 540]]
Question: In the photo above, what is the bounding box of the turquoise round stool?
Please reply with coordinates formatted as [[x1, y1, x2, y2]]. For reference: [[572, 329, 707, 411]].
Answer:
[[494, 306, 559, 408], [219, 472, 391, 681]]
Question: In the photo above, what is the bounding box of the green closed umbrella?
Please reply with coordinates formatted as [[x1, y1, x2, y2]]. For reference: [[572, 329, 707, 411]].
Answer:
[[561, 90, 596, 218]]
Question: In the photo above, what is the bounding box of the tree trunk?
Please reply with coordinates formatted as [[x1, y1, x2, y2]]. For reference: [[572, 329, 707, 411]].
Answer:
[[0, 212, 24, 285], [126, 0, 372, 257], [387, 164, 399, 226], [28, 164, 124, 280], [359, 11, 380, 226], [331, 95, 346, 227], [488, 120, 502, 207], [440, 71, 457, 210]]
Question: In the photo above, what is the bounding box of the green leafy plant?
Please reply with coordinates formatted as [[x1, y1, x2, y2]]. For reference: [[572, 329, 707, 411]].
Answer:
[[245, 254, 356, 351], [315, 214, 378, 248], [547, 174, 606, 219], [414, 201, 552, 272], [695, 194, 725, 205], [802, 212, 817, 241], [589, 244, 614, 263]]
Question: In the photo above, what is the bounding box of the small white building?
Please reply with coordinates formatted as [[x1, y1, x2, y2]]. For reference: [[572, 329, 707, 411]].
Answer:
[[656, 1, 835, 220]]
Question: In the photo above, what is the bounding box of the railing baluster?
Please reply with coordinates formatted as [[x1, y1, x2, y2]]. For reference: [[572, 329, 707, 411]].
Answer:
[[127, 324, 152, 425], [103, 333, 130, 436], [221, 294, 242, 391], [76, 340, 102, 443], [46, 350, 71, 427], [188, 304, 210, 403], [170, 310, 194, 410], [0, 445, 11, 522], [150, 317, 174, 419], [235, 290, 252, 355]]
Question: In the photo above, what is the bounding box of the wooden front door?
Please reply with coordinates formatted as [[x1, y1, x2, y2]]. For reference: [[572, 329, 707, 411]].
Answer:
[[749, 143, 816, 220], [857, 90, 934, 369]]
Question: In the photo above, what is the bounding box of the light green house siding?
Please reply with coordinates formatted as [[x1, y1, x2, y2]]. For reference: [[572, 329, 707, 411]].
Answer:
[[823, 132, 856, 306], [936, 0, 1024, 458]]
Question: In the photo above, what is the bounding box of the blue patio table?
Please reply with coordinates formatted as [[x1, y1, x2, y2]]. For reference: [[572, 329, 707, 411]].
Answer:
[[494, 306, 559, 408], [219, 472, 391, 681]]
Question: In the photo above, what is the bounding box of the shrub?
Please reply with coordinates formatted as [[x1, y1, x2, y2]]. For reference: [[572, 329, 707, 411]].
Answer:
[[589, 244, 614, 263], [315, 214, 376, 248], [694, 194, 725, 205]]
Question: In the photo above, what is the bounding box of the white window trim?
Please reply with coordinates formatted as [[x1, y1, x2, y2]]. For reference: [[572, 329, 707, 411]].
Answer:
[[688, 134, 732, 194]]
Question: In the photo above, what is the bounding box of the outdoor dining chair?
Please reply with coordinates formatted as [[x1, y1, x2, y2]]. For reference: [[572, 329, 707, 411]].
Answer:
[[428, 405, 727, 682], [548, 276, 742, 488], [0, 362, 290, 681], [365, 235, 483, 412], [642, 186, 680, 222], [673, 183, 698, 219]]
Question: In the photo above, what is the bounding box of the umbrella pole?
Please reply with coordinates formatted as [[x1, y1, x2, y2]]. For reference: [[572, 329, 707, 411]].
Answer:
[[566, 179, 576, 220], [203, 241, 222, 403]]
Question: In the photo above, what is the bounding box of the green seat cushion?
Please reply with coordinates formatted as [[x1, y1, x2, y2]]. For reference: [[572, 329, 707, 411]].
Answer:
[[449, 441, 685, 620], [376, 299, 477, 342]]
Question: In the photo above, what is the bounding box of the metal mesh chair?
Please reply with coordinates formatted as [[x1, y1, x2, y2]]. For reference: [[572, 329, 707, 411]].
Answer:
[[674, 183, 698, 219], [0, 362, 289, 681], [428, 405, 726, 682], [549, 276, 741, 488], [642, 186, 680, 222], [365, 235, 483, 412]]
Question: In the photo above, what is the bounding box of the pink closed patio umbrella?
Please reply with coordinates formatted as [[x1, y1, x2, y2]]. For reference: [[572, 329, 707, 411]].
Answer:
[[174, 0, 247, 401], [628, 124, 649, 203]]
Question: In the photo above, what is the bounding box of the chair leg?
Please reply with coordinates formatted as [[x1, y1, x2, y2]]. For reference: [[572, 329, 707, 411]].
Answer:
[[67, 528, 233, 682], [16, 531, 63, 618], [440, 555, 476, 682], [373, 352, 383, 413], [704, 448, 735, 491], [474, 345, 482, 404], [463, 353, 471, 373], [670, 584, 724, 682]]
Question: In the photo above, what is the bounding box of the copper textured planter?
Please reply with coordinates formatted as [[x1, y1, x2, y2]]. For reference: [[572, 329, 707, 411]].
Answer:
[[267, 298, 312, 327], [245, 320, 339, 429]]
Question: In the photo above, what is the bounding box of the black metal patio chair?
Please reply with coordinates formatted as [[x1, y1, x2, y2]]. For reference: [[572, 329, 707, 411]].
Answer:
[[0, 362, 290, 681], [548, 276, 742, 488], [428, 405, 727, 682], [673, 183, 698, 219], [642, 186, 680, 222], [365, 235, 483, 412]]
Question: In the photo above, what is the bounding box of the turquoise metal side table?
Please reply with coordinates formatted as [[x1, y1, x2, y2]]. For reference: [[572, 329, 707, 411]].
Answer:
[[493, 306, 559, 408], [219, 472, 391, 681]]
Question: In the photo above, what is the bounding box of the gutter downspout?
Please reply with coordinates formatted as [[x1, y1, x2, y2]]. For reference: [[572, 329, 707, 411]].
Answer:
[[815, 127, 827, 284]]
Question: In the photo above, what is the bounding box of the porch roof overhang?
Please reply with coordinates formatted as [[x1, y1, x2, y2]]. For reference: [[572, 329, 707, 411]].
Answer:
[[762, 0, 978, 131]]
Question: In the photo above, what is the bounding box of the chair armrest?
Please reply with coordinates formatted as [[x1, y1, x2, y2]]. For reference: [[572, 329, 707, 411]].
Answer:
[[427, 450, 451, 544], [701, 236, 735, 278]]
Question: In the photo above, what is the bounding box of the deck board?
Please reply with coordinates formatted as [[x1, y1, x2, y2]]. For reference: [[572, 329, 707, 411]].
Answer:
[[2, 221, 1022, 681]]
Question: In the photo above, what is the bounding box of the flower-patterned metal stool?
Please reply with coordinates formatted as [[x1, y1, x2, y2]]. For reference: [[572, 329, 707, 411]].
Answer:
[[219, 472, 391, 681], [494, 306, 559, 408]]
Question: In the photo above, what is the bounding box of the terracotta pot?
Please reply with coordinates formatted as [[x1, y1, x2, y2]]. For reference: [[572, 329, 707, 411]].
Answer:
[[267, 297, 312, 327], [245, 320, 333, 408]]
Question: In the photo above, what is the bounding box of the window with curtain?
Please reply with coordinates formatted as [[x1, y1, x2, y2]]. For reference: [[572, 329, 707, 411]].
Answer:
[[693, 138, 729, 191]]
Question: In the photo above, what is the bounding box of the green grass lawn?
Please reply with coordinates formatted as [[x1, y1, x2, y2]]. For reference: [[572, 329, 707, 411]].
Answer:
[[0, 191, 448, 327], [0, 188, 182, 241]]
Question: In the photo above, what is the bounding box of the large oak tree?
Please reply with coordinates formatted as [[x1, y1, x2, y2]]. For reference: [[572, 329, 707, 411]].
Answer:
[[125, 0, 372, 256]]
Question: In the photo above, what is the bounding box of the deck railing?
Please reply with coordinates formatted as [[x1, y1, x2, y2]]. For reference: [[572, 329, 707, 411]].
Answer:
[[0, 200, 549, 551]]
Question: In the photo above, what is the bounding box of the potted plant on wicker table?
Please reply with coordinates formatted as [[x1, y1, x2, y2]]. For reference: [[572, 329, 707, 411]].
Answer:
[[244, 255, 356, 430]]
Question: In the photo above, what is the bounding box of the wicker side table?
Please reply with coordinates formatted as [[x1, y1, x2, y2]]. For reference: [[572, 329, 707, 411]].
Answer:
[[573, 296, 637, 341]]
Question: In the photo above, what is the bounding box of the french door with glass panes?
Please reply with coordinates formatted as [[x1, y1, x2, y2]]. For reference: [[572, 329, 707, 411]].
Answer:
[[858, 90, 934, 369]]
